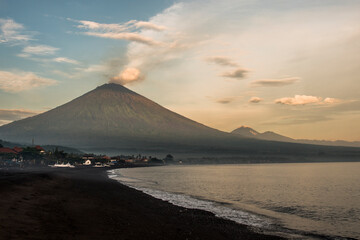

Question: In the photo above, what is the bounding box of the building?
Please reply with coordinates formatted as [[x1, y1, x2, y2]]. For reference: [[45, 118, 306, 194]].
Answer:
[[0, 148, 17, 154], [35, 146, 46, 154], [13, 147, 23, 153]]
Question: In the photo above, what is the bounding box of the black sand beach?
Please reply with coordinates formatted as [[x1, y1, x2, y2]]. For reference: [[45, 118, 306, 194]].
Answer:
[[0, 167, 284, 240]]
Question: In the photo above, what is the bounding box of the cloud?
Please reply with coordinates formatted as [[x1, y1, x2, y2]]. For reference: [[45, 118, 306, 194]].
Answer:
[[53, 57, 79, 64], [107, 2, 249, 85], [251, 77, 300, 87], [76, 19, 166, 32], [84, 32, 161, 46], [73, 19, 164, 46], [216, 97, 235, 104], [275, 95, 341, 105], [110, 67, 143, 85], [134, 21, 166, 31], [0, 70, 57, 92], [22, 45, 59, 56], [323, 97, 341, 104], [206, 56, 238, 67], [1, 19, 71, 64], [0, 109, 41, 124], [221, 67, 249, 79], [75, 64, 108, 73], [249, 97, 263, 103], [0, 18, 32, 44], [262, 115, 333, 126], [76, 20, 134, 31], [52, 70, 77, 79]]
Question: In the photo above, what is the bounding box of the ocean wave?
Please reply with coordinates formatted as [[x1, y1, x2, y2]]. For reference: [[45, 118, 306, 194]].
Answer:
[[107, 169, 272, 229]]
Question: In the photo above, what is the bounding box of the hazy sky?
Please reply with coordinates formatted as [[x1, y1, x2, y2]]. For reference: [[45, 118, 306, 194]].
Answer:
[[1, 0, 359, 141]]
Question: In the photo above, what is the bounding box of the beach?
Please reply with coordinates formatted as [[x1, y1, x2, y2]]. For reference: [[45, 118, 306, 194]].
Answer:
[[0, 167, 283, 240]]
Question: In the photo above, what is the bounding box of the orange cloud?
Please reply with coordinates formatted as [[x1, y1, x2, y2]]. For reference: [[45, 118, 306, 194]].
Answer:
[[249, 97, 263, 103], [275, 95, 341, 105]]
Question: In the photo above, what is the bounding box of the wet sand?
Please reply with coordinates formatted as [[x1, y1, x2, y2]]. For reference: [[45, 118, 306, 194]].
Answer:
[[0, 167, 284, 240]]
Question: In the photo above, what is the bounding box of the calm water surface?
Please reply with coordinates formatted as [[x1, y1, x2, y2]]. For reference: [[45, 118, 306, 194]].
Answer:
[[109, 162, 360, 239]]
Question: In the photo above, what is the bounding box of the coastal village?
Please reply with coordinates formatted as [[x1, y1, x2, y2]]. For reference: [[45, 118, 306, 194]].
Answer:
[[0, 144, 175, 168]]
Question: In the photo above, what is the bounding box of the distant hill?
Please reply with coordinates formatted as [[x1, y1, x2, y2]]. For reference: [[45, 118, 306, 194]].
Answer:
[[41, 145, 84, 154], [0, 139, 25, 148], [0, 139, 83, 154], [231, 126, 360, 148], [296, 139, 360, 148], [231, 126, 259, 138], [231, 126, 293, 142]]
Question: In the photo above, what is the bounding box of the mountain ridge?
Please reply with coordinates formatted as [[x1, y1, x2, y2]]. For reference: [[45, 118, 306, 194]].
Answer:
[[231, 126, 360, 148]]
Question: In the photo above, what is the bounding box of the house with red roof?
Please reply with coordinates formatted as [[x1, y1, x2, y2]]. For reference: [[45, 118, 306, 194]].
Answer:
[[0, 148, 17, 154], [35, 145, 46, 154], [13, 147, 23, 153]]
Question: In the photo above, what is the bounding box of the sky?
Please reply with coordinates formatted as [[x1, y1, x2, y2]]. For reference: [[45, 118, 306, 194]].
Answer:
[[0, 0, 359, 141]]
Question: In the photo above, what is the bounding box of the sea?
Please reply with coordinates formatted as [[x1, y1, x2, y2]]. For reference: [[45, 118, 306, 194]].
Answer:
[[108, 162, 360, 239]]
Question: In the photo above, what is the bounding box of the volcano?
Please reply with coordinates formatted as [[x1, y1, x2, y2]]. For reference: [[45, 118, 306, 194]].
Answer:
[[1, 83, 359, 159], [0, 84, 226, 153]]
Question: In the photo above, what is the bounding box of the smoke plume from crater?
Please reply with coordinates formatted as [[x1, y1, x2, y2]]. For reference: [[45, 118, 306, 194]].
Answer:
[[109, 67, 143, 85]]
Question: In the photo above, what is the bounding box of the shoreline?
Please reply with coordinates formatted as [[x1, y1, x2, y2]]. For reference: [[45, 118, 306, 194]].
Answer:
[[0, 167, 284, 240], [109, 167, 339, 240]]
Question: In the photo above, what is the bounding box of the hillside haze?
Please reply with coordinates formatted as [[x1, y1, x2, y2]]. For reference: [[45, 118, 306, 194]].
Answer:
[[231, 126, 360, 148], [0, 84, 224, 152]]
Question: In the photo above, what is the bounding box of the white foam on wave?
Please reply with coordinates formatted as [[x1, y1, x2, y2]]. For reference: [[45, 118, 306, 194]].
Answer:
[[108, 169, 272, 229]]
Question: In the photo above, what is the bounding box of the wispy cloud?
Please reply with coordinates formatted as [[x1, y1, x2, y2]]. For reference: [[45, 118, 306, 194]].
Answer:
[[251, 77, 300, 87], [221, 67, 249, 79], [262, 115, 334, 126], [249, 97, 263, 103], [84, 32, 161, 46], [0, 18, 32, 44], [0, 109, 41, 124], [134, 21, 166, 31], [0, 70, 57, 92], [205, 56, 238, 67], [323, 97, 341, 104], [0, 108, 41, 126], [76, 20, 135, 31], [22, 45, 59, 56], [52, 70, 77, 79], [53, 57, 79, 64], [75, 64, 108, 73], [73, 19, 165, 46], [216, 97, 235, 104], [1, 19, 77, 65], [275, 95, 341, 106], [75, 19, 166, 32]]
